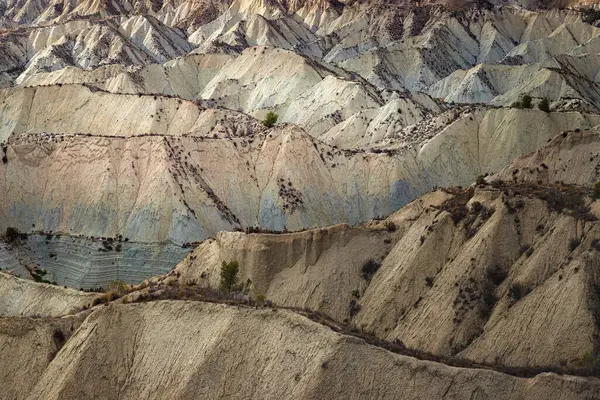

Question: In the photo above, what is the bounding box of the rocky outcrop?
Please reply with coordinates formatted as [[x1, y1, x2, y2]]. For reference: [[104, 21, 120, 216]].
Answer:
[[429, 55, 600, 110], [2, 182, 599, 397], [4, 235, 190, 289], [174, 224, 395, 320], [355, 189, 600, 368], [1, 94, 598, 286]]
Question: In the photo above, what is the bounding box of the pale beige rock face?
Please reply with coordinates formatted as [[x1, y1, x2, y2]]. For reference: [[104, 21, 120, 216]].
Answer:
[[175, 187, 600, 368], [176, 224, 395, 321], [355, 192, 600, 367], [0, 183, 599, 397], [0, 314, 87, 400], [429, 54, 600, 109], [19, 301, 600, 400], [0, 272, 95, 317], [461, 251, 600, 367], [2, 0, 600, 289], [1, 82, 597, 246], [1, 0, 600, 397], [495, 128, 600, 185]]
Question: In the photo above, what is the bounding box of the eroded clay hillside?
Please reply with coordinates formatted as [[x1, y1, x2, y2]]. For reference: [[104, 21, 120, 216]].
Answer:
[[2, 298, 600, 400], [173, 178, 600, 368], [1, 0, 600, 286], [2, 1, 600, 398], [1, 177, 600, 398], [0, 127, 599, 398]]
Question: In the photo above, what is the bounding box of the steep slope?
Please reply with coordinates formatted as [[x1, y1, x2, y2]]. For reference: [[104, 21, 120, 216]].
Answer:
[[355, 186, 600, 368], [495, 127, 600, 184], [163, 126, 600, 370], [1, 14, 192, 87], [8, 2, 600, 111], [429, 55, 600, 110], [171, 190, 451, 320], [1, 84, 598, 286], [174, 224, 396, 320], [19, 301, 600, 400], [0, 313, 86, 400], [174, 181, 600, 368], [2, 1, 600, 396], [2, 85, 597, 241], [0, 272, 95, 317], [2, 0, 600, 288]]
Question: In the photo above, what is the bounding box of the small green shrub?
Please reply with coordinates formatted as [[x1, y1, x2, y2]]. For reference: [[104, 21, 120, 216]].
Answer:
[[581, 8, 600, 24], [219, 260, 240, 294], [487, 266, 507, 286], [480, 206, 495, 220], [361, 259, 381, 280], [475, 175, 486, 185], [385, 221, 396, 232], [538, 98, 550, 112], [108, 280, 128, 294], [263, 112, 278, 128], [509, 283, 530, 302], [5, 227, 20, 243], [31, 268, 50, 283], [521, 95, 532, 109], [593, 182, 600, 199], [349, 299, 361, 317], [52, 329, 65, 347], [255, 294, 266, 307], [102, 239, 113, 251]]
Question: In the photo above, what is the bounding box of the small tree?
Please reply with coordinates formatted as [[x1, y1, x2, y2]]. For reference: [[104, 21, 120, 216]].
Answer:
[[475, 175, 486, 186], [108, 280, 128, 294], [263, 112, 278, 128], [219, 260, 240, 294], [255, 294, 266, 307], [593, 182, 600, 199], [538, 98, 550, 112], [5, 227, 20, 243], [520, 95, 532, 109], [581, 8, 600, 24], [361, 259, 381, 280], [509, 283, 529, 302]]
